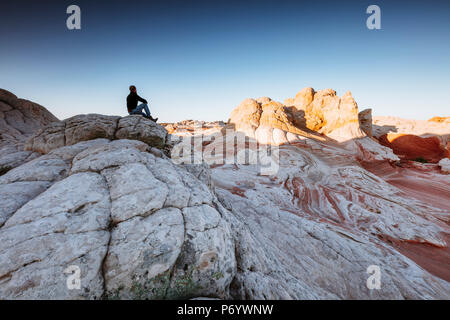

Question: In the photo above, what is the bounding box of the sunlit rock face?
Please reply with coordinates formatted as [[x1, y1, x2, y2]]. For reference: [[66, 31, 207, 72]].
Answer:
[[288, 88, 366, 141], [378, 133, 446, 163], [230, 87, 367, 144], [428, 116, 450, 124], [228, 98, 262, 139], [305, 89, 362, 138], [373, 116, 450, 164], [228, 97, 324, 146], [293, 87, 315, 110]]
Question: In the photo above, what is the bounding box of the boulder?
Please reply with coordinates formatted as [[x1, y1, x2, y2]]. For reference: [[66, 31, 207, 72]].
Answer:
[[293, 87, 315, 110], [228, 98, 262, 139], [438, 158, 450, 173], [0, 89, 59, 169], [25, 114, 168, 154], [116, 116, 167, 148], [255, 97, 272, 105], [0, 89, 58, 139]]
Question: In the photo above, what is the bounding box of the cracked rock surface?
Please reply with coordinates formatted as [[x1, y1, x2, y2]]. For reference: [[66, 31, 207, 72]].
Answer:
[[0, 139, 236, 299], [1, 88, 449, 300], [0, 89, 57, 169], [25, 114, 168, 154]]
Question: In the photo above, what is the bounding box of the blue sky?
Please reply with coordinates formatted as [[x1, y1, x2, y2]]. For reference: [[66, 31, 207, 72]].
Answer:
[[0, 0, 449, 122]]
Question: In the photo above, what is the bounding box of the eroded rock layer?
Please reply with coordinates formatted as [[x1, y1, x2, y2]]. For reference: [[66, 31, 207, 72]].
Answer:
[[229, 88, 369, 144], [372, 116, 450, 166]]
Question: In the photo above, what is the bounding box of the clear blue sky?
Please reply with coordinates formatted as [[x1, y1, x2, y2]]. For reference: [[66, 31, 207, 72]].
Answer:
[[1, 0, 449, 122]]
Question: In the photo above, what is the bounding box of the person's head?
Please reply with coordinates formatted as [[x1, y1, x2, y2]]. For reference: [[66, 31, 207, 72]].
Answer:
[[129, 85, 137, 93]]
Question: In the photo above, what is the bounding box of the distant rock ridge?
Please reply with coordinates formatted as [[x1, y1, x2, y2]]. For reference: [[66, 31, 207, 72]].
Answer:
[[428, 116, 450, 124]]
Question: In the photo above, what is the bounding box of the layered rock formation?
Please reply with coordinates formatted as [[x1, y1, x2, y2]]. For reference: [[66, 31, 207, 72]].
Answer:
[[283, 88, 366, 142], [228, 96, 327, 146], [1, 88, 449, 300], [373, 116, 450, 164], [227, 89, 449, 164], [378, 133, 446, 163], [198, 123, 449, 297], [165, 89, 450, 298], [229, 88, 367, 145]]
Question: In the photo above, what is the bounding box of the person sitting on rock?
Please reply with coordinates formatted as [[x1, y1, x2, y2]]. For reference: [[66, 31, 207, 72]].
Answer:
[[126, 85, 158, 122]]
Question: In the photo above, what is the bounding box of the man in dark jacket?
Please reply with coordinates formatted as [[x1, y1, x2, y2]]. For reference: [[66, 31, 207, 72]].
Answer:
[[127, 85, 158, 122]]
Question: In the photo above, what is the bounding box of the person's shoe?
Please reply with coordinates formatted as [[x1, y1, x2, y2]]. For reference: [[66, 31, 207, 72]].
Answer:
[[143, 115, 158, 122]]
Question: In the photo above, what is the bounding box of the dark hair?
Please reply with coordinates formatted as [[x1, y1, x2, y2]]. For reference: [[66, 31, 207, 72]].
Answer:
[[129, 85, 136, 91]]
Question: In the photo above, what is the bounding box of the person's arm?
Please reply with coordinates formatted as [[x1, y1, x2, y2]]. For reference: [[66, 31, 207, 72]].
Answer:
[[137, 94, 148, 104]]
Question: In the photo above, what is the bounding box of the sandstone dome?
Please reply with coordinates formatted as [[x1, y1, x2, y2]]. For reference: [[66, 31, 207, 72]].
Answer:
[[229, 87, 367, 144]]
